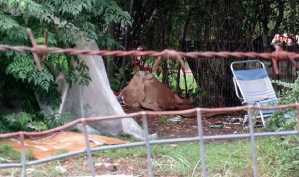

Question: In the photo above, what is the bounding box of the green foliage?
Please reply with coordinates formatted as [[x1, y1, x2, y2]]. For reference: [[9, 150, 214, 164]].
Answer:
[[268, 110, 297, 131], [47, 55, 91, 87], [257, 137, 299, 177], [0, 112, 46, 132], [41, 112, 71, 130], [111, 68, 131, 91], [267, 78, 299, 177], [0, 143, 34, 164], [1, 1, 128, 82], [0, 112, 70, 133], [67, 60, 91, 86], [272, 79, 299, 105], [6, 54, 54, 91], [0, 0, 131, 132], [0, 144, 20, 163], [268, 77, 299, 130]]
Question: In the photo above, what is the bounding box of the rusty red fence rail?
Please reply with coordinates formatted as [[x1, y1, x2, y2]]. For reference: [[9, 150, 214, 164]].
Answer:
[[2, 44, 299, 74], [1, 44, 299, 60], [0, 104, 298, 139]]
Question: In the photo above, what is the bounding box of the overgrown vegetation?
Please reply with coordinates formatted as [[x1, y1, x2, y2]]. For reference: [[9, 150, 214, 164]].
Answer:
[[270, 77, 299, 130], [0, 112, 70, 133], [265, 76, 299, 177]]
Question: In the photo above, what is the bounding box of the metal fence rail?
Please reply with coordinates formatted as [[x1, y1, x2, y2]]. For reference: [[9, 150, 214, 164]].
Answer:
[[0, 104, 298, 177]]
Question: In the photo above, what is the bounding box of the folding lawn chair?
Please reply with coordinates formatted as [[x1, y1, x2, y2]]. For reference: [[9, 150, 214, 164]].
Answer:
[[230, 60, 278, 127]]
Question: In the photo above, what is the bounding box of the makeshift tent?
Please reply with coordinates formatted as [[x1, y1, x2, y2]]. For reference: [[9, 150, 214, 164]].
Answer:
[[120, 71, 192, 111], [60, 37, 147, 140]]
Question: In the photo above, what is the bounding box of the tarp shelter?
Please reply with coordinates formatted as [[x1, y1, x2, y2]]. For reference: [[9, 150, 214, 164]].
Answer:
[[60, 37, 147, 140], [120, 71, 192, 111]]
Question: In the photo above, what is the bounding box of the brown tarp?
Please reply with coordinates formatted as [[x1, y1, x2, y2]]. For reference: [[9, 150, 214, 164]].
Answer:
[[120, 71, 192, 111], [2, 131, 126, 159]]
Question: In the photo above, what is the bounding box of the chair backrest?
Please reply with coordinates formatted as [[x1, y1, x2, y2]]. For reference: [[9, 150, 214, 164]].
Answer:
[[231, 60, 277, 104]]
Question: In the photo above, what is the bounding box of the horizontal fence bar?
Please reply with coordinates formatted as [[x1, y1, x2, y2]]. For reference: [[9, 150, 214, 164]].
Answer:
[[0, 104, 298, 139], [1, 44, 299, 61], [1, 130, 298, 169]]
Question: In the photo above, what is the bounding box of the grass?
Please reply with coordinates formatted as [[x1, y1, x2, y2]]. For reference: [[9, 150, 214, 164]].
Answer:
[[0, 137, 297, 177], [0, 143, 34, 163], [0, 144, 20, 163], [95, 137, 297, 177]]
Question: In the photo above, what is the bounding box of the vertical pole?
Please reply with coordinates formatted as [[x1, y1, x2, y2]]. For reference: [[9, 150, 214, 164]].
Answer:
[[248, 107, 258, 177], [296, 105, 299, 131], [196, 109, 208, 177], [142, 113, 154, 177], [82, 120, 96, 177], [20, 133, 27, 177]]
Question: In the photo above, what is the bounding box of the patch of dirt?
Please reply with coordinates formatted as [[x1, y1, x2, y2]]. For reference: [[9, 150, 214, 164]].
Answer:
[[149, 115, 244, 138], [124, 106, 245, 138], [148, 115, 245, 138]]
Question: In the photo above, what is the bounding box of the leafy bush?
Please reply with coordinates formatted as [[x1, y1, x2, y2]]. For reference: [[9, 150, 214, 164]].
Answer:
[[269, 77, 299, 130], [0, 112, 70, 133], [267, 77, 299, 177], [6, 55, 54, 91]]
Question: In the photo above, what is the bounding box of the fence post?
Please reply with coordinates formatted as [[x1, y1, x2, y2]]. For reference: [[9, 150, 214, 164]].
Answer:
[[82, 119, 96, 177], [142, 113, 154, 177], [297, 104, 299, 131], [196, 109, 208, 177], [248, 106, 258, 177], [20, 132, 27, 177]]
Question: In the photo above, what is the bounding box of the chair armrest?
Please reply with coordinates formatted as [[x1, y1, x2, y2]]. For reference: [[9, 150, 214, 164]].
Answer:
[[233, 77, 243, 100]]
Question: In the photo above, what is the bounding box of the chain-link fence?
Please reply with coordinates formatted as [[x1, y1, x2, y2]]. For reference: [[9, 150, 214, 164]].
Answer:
[[0, 35, 299, 176], [0, 104, 298, 177]]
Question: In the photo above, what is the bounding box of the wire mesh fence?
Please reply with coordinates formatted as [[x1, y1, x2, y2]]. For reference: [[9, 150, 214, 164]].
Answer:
[[0, 32, 299, 176], [0, 104, 298, 177]]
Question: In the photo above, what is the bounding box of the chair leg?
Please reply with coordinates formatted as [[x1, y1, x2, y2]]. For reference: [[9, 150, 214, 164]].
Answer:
[[243, 114, 248, 127], [259, 110, 266, 127]]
